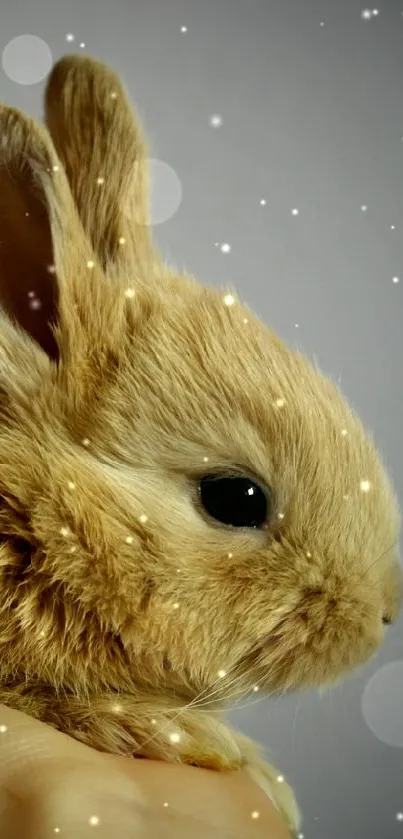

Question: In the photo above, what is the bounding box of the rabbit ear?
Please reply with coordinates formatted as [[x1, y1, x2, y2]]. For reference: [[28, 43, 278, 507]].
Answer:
[[0, 104, 96, 361], [44, 54, 154, 272]]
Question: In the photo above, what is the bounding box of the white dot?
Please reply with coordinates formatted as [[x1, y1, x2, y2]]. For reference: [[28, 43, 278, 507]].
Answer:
[[66, 33, 75, 42], [291, 208, 299, 216], [96, 177, 104, 185], [260, 198, 267, 206], [125, 288, 135, 298], [0, 725, 7, 733], [224, 293, 235, 306], [87, 260, 95, 269], [80, 43, 86, 49], [397, 812, 403, 821], [360, 480, 371, 492], [372, 8, 379, 15], [361, 204, 368, 211], [220, 243, 231, 253], [180, 26, 188, 33], [361, 9, 373, 20], [209, 114, 223, 128], [217, 669, 227, 678], [89, 815, 100, 826], [362, 661, 403, 747], [139, 514, 148, 523], [251, 811, 260, 819], [320, 21, 325, 26], [391, 225, 395, 230], [275, 398, 285, 407], [170, 732, 181, 743], [54, 830, 60, 835], [29, 298, 42, 311], [393, 276, 400, 284], [2, 35, 52, 85]]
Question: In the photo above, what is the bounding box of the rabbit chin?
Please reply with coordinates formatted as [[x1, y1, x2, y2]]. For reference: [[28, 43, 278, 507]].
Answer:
[[232, 602, 385, 697]]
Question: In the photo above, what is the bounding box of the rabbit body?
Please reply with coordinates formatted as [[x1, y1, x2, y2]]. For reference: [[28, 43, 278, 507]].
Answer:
[[0, 56, 401, 836]]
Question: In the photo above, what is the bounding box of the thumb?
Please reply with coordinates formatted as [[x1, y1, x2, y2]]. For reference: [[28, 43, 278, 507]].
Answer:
[[0, 703, 146, 838]]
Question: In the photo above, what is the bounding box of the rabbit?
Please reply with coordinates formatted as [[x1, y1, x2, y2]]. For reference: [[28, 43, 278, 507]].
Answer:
[[0, 53, 401, 838]]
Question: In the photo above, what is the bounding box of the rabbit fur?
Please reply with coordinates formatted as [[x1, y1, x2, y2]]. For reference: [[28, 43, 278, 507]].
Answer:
[[0, 55, 401, 836]]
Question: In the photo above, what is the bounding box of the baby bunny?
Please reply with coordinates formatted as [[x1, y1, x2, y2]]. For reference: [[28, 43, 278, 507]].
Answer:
[[0, 54, 401, 837]]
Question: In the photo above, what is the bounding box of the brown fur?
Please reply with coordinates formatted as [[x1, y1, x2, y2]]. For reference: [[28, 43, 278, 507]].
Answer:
[[0, 55, 400, 835]]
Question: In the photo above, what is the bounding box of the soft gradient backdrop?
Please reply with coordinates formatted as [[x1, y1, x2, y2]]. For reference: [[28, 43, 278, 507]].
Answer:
[[1, 2, 402, 838]]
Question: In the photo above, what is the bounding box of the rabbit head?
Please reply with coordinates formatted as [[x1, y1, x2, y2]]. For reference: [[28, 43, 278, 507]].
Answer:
[[0, 56, 400, 723]]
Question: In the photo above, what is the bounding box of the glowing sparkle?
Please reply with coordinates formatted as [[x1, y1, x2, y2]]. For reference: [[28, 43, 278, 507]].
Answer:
[[0, 725, 8, 733], [260, 198, 267, 206], [360, 480, 371, 493], [54, 830, 60, 835], [361, 9, 373, 19], [163, 801, 169, 807], [393, 276, 400, 284], [396, 812, 403, 821], [60, 526, 71, 537], [80, 43, 86, 48], [275, 398, 285, 407], [243, 318, 248, 324], [180, 26, 188, 33], [203, 457, 209, 462], [217, 669, 227, 678], [391, 225, 395, 230], [82, 438, 90, 447], [68, 481, 76, 490], [361, 204, 368, 211], [291, 208, 299, 216], [29, 298, 42, 311], [125, 536, 134, 544], [341, 428, 348, 436], [151, 718, 157, 724], [251, 811, 260, 820], [125, 288, 136, 297], [253, 685, 259, 692], [47, 264, 56, 274], [52, 165, 59, 172], [119, 236, 126, 245], [39, 630, 45, 637], [110, 92, 118, 99], [276, 775, 285, 783], [112, 703, 123, 714], [209, 114, 223, 128], [87, 260, 95, 269], [173, 602, 180, 609], [89, 815, 100, 826], [169, 732, 181, 743], [220, 243, 231, 254], [343, 494, 349, 500], [278, 512, 285, 520], [228, 552, 233, 558], [66, 33, 75, 41], [224, 293, 235, 306], [96, 177, 105, 185]]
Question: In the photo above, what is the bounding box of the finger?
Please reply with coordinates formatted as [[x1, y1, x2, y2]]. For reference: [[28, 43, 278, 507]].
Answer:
[[0, 704, 145, 838]]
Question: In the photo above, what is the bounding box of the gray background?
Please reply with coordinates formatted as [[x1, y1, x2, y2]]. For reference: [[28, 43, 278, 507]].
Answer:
[[1, 1, 403, 837]]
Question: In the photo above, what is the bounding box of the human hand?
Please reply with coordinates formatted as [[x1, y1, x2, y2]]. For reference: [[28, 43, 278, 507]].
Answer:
[[0, 703, 292, 838]]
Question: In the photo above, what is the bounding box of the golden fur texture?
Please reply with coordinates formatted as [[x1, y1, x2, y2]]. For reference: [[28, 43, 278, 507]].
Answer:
[[0, 55, 401, 835]]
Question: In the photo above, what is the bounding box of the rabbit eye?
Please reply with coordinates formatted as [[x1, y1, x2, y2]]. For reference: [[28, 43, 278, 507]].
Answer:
[[198, 473, 269, 529]]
